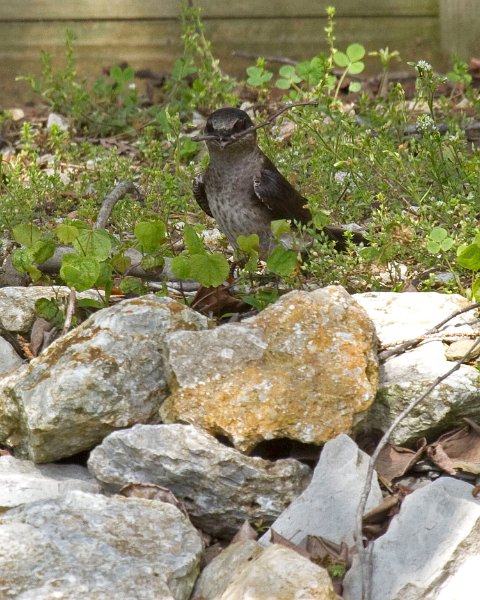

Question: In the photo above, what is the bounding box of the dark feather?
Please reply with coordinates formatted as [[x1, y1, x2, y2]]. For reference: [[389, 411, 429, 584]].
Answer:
[[192, 172, 213, 218], [253, 155, 312, 224]]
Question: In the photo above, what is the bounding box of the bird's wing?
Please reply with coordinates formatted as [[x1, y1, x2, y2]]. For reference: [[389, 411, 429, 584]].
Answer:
[[253, 155, 312, 224], [192, 172, 213, 217]]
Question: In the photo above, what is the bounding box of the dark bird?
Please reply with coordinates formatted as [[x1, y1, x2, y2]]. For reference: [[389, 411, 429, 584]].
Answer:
[[193, 107, 362, 256]]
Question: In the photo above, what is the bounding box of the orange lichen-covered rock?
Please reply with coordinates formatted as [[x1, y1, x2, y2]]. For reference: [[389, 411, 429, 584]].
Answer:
[[161, 285, 378, 452]]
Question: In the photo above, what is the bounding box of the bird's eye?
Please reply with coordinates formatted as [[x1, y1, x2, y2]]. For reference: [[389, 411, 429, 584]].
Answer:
[[232, 119, 245, 132], [205, 121, 213, 134]]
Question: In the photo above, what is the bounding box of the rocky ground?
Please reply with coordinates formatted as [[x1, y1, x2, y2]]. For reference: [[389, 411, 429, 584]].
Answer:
[[0, 284, 479, 599]]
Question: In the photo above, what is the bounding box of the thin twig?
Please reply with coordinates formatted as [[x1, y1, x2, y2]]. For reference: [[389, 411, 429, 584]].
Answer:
[[61, 289, 77, 336], [355, 335, 480, 600], [194, 101, 319, 146], [379, 301, 480, 362], [94, 180, 143, 230]]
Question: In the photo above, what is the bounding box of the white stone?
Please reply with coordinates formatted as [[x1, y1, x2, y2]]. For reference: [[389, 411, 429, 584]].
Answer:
[[0, 336, 22, 374], [260, 434, 382, 547], [343, 477, 480, 600]]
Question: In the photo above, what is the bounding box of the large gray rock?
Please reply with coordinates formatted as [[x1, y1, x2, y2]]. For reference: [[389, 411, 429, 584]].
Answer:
[[88, 423, 312, 537], [260, 434, 382, 547], [0, 455, 102, 509], [194, 541, 338, 600], [343, 477, 480, 600], [0, 296, 207, 462], [0, 490, 203, 600], [354, 292, 480, 443]]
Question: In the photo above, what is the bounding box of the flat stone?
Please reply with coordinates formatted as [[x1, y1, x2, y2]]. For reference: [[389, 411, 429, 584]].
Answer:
[[0, 335, 22, 375], [88, 423, 311, 538], [343, 477, 480, 600], [0, 455, 102, 509], [260, 434, 382, 547]]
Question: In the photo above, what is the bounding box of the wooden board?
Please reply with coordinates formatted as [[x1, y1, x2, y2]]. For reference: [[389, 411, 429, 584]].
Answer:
[[0, 17, 441, 106], [0, 0, 438, 20]]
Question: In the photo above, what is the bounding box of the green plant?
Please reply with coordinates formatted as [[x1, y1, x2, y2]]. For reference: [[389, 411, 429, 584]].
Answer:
[[333, 43, 366, 97]]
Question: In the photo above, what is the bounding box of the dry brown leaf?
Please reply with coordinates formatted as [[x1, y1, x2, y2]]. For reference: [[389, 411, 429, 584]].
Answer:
[[191, 284, 250, 317], [428, 420, 480, 475], [230, 520, 258, 544], [375, 439, 426, 482], [269, 529, 311, 559], [362, 495, 400, 525], [15, 334, 34, 361], [426, 444, 457, 475], [30, 317, 54, 356]]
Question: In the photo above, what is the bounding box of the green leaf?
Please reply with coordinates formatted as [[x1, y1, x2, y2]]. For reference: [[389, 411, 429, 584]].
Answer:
[[426, 240, 440, 254], [275, 79, 292, 90], [11, 248, 34, 273], [56, 223, 80, 244], [77, 298, 105, 310], [242, 288, 279, 311], [189, 253, 230, 287], [295, 56, 326, 86], [246, 66, 273, 87], [184, 224, 206, 255], [312, 210, 331, 229], [12, 224, 42, 248], [440, 238, 454, 251], [346, 43, 366, 62], [472, 277, 480, 302], [244, 253, 259, 273], [27, 265, 43, 282], [237, 234, 260, 254], [32, 239, 56, 264], [266, 246, 298, 276], [429, 227, 448, 242], [333, 51, 349, 68], [60, 254, 101, 291], [457, 243, 480, 271], [271, 219, 291, 238], [134, 220, 167, 253], [170, 255, 192, 280], [35, 297, 59, 320], [111, 253, 131, 274], [72, 229, 112, 261], [141, 254, 165, 271], [348, 81, 362, 93], [95, 261, 113, 288], [119, 276, 147, 295], [347, 61, 365, 75]]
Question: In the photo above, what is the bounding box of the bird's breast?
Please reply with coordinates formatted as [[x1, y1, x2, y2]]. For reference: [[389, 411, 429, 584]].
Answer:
[[205, 156, 273, 252]]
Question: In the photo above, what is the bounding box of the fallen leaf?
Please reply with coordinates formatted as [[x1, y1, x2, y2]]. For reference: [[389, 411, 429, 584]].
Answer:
[[230, 520, 258, 544], [375, 439, 426, 482], [426, 444, 457, 475], [191, 284, 250, 317]]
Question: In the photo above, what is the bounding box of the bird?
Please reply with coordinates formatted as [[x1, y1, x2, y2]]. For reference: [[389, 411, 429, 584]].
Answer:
[[193, 107, 363, 257]]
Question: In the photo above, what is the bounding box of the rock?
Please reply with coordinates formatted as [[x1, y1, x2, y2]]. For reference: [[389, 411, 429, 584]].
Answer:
[[0, 296, 207, 462], [47, 112, 70, 131], [88, 423, 311, 538], [260, 434, 382, 547], [354, 292, 479, 346], [194, 541, 338, 600], [354, 292, 480, 444], [0, 336, 22, 374], [0, 490, 202, 599], [445, 338, 480, 360], [0, 286, 103, 332], [0, 455, 102, 509], [161, 285, 378, 452], [343, 477, 480, 600]]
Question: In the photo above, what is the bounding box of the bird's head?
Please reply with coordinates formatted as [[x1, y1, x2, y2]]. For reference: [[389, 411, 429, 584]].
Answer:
[[202, 107, 256, 153]]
